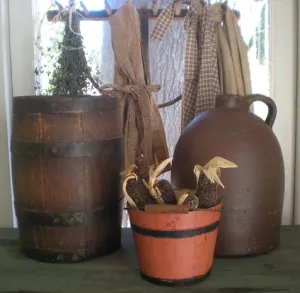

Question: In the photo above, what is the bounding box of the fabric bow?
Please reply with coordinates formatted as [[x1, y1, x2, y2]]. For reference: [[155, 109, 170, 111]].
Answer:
[[100, 84, 161, 168]]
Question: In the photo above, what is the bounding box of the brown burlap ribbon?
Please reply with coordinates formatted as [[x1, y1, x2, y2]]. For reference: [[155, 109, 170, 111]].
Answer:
[[106, 0, 169, 170], [100, 84, 161, 169]]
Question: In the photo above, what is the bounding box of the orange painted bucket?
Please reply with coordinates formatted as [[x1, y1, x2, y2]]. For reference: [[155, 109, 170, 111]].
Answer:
[[128, 203, 222, 286]]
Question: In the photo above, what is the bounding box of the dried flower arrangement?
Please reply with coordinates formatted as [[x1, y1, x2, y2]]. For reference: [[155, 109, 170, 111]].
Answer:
[[121, 155, 238, 212]]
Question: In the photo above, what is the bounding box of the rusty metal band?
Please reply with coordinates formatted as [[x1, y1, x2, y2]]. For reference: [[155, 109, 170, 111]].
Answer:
[[21, 240, 121, 263], [13, 95, 119, 114], [15, 197, 124, 227], [11, 137, 123, 158], [131, 221, 219, 238]]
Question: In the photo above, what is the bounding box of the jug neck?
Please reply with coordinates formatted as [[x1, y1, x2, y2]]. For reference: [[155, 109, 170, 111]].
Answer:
[[216, 95, 249, 111]]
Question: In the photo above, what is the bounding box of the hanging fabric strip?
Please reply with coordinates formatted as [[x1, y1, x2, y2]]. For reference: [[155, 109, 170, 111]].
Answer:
[[150, 1, 176, 42], [106, 0, 169, 169]]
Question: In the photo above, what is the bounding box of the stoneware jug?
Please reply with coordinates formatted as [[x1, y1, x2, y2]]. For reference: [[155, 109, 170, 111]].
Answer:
[[171, 94, 284, 257]]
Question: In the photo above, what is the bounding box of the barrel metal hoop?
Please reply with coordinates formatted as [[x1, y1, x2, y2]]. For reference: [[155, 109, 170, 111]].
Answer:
[[13, 95, 119, 114], [131, 221, 219, 238], [11, 137, 123, 158], [21, 242, 121, 263], [15, 197, 124, 227]]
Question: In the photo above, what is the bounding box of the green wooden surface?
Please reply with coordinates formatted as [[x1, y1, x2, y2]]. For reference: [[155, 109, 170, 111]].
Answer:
[[0, 226, 299, 293]]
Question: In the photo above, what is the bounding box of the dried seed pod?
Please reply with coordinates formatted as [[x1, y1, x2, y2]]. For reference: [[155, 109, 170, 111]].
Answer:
[[182, 193, 199, 211], [156, 179, 177, 204], [121, 164, 153, 208], [126, 179, 147, 207], [193, 156, 238, 209], [124, 178, 155, 208], [196, 170, 222, 209], [135, 154, 150, 182]]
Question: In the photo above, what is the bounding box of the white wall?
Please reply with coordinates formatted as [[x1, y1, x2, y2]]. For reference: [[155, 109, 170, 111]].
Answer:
[[294, 0, 300, 224], [0, 0, 14, 228], [9, 0, 36, 96], [270, 0, 297, 225]]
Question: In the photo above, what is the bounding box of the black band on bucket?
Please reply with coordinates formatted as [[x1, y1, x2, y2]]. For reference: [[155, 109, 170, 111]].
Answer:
[[131, 221, 219, 238], [140, 269, 212, 286]]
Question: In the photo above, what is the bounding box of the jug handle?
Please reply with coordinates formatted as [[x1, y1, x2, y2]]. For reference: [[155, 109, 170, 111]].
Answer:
[[245, 94, 277, 127]]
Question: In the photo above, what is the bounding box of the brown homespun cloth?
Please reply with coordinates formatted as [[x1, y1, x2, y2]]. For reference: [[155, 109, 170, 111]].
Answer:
[[151, 0, 220, 130], [224, 6, 252, 95], [104, 0, 169, 169]]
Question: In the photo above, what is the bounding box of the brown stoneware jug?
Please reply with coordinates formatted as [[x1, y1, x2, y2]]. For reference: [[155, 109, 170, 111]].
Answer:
[[171, 94, 284, 257]]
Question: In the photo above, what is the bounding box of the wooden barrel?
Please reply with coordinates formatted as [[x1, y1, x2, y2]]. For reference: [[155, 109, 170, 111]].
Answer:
[[11, 95, 124, 263]]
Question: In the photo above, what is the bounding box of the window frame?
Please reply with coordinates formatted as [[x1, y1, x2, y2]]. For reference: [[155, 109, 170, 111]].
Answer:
[[0, 0, 297, 227]]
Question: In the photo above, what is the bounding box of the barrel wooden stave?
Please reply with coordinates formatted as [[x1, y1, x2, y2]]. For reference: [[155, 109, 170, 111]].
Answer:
[[12, 95, 123, 262]]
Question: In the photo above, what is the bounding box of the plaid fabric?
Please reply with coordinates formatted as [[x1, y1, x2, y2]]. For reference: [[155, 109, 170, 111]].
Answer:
[[194, 5, 220, 125], [150, 1, 175, 42], [151, 0, 220, 130]]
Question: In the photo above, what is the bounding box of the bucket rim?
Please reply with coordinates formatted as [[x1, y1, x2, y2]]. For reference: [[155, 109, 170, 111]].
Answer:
[[124, 202, 223, 215]]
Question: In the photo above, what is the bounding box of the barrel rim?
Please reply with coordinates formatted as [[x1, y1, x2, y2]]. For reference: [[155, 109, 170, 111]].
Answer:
[[12, 94, 121, 114], [11, 135, 123, 143], [13, 94, 117, 100]]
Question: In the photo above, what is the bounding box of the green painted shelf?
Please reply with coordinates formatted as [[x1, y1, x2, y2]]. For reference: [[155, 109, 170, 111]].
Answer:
[[0, 226, 299, 293]]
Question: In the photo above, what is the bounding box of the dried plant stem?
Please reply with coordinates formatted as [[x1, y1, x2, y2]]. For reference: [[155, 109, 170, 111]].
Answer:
[[122, 174, 138, 208], [177, 192, 189, 206], [143, 157, 173, 204], [143, 180, 164, 204]]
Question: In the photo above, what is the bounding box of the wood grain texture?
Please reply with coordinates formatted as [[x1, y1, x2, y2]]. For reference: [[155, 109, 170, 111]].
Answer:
[[11, 95, 124, 262], [0, 226, 299, 293]]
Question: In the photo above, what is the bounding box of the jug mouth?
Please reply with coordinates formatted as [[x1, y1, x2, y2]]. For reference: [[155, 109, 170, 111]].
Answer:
[[216, 94, 249, 110]]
